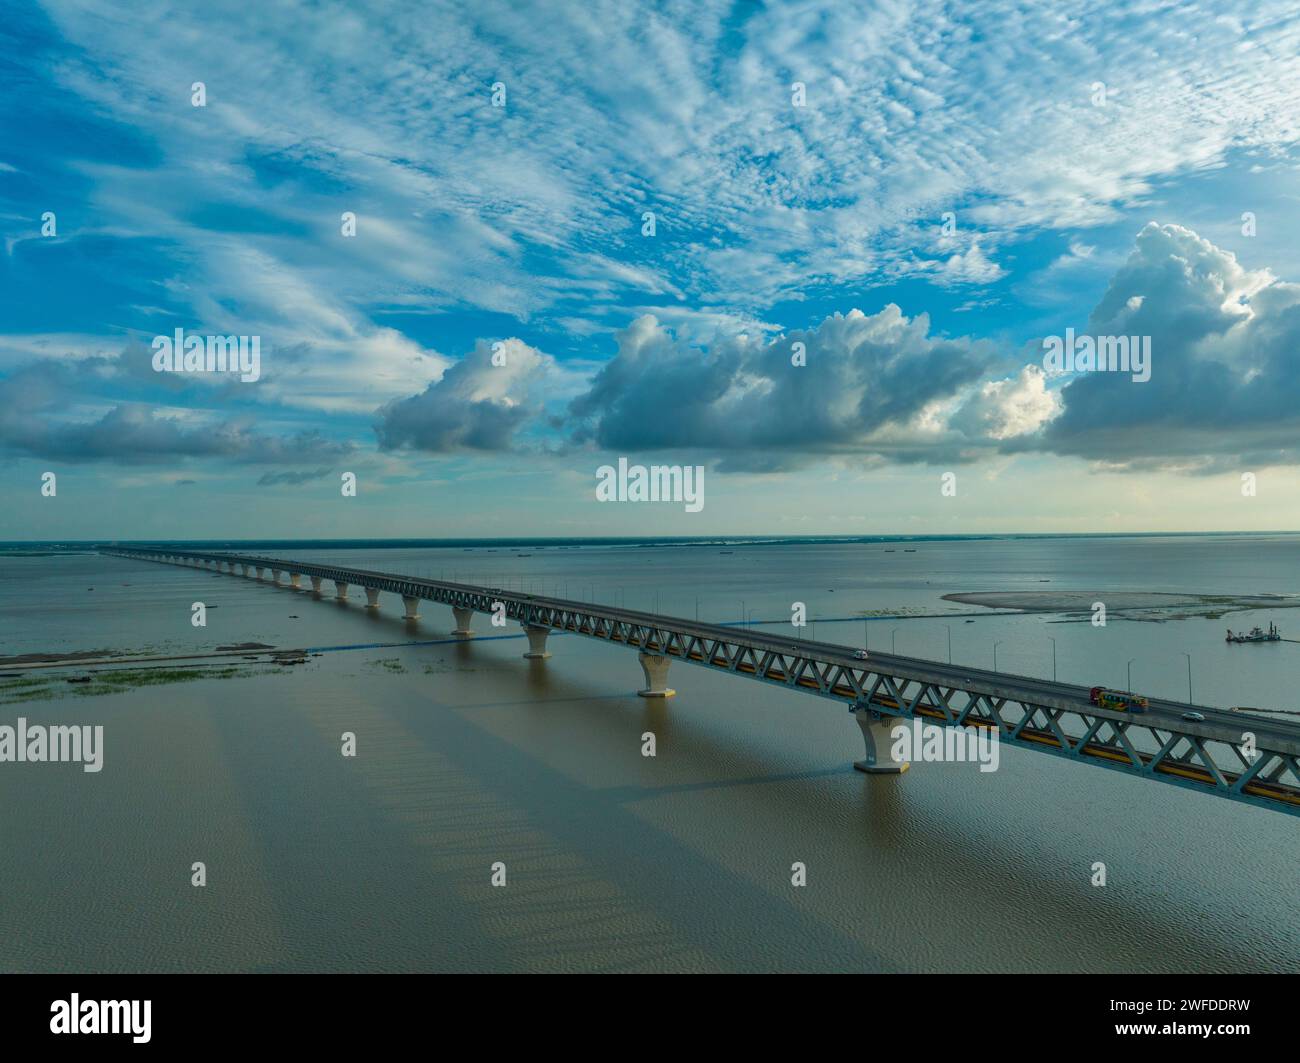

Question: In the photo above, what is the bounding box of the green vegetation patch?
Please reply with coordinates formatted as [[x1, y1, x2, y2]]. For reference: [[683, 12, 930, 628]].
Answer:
[[0, 664, 257, 705]]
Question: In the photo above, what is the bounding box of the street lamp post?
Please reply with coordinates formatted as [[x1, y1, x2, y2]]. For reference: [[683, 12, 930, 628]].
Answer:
[[1048, 636, 1057, 681], [891, 628, 899, 654], [1127, 658, 1136, 690], [994, 640, 1003, 672], [1181, 652, 1193, 703], [944, 624, 952, 663]]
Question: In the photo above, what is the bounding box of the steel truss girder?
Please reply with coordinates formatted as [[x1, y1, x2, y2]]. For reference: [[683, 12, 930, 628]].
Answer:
[[105, 548, 1300, 817]]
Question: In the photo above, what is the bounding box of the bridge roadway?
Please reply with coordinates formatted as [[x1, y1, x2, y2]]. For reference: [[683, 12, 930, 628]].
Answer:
[[104, 546, 1300, 817]]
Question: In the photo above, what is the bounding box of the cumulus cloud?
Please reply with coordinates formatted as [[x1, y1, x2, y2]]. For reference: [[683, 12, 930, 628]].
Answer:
[[951, 366, 1060, 442], [567, 307, 1044, 469], [1036, 223, 1300, 470], [374, 338, 552, 453]]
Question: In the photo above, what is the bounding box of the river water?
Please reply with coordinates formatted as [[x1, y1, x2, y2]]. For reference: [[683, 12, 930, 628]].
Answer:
[[0, 533, 1296, 971]]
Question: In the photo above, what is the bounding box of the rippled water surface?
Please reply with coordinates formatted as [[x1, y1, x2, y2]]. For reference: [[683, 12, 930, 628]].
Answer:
[[0, 534, 1296, 971]]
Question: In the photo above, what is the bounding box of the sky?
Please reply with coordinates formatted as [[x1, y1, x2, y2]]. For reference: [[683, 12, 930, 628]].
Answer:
[[3, 0, 1300, 540]]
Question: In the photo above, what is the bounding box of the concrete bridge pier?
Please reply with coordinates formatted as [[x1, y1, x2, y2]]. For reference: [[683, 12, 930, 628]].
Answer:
[[402, 596, 421, 620], [254, 567, 265, 581], [637, 652, 675, 698], [289, 572, 302, 590], [334, 580, 349, 600], [452, 606, 474, 635], [270, 569, 282, 585], [521, 624, 551, 659], [851, 708, 909, 774], [310, 576, 322, 594], [365, 587, 381, 609]]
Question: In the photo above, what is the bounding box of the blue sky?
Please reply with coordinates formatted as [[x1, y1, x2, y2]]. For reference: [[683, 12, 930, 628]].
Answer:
[[3, 1, 1300, 539]]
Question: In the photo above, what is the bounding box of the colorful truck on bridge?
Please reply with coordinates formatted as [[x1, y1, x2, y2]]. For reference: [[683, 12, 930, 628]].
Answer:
[[1089, 686, 1149, 713]]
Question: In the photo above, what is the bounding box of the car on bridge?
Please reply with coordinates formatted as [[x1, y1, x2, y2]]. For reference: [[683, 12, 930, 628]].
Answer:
[[1089, 686, 1149, 713]]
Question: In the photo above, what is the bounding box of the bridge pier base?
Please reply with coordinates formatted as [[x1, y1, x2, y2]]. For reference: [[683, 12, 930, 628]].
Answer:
[[521, 624, 551, 659], [637, 652, 675, 698], [365, 587, 381, 609], [290, 572, 302, 590], [402, 596, 421, 621], [334, 580, 349, 600], [452, 606, 474, 635], [271, 569, 282, 585], [310, 576, 322, 594], [851, 709, 909, 774], [255, 567, 265, 581]]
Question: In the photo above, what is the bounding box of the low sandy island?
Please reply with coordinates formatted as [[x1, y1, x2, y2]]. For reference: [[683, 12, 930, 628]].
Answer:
[[943, 590, 1300, 620]]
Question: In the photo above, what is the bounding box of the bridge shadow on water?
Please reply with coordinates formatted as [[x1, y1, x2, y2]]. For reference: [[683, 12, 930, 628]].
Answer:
[[422, 657, 1287, 973], [202, 600, 1287, 973]]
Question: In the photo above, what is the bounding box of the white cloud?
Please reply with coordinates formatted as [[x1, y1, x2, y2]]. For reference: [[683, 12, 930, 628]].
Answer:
[[32, 0, 1300, 330]]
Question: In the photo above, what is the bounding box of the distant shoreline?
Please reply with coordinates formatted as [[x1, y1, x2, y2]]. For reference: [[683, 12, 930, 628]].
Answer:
[[3, 530, 1299, 553]]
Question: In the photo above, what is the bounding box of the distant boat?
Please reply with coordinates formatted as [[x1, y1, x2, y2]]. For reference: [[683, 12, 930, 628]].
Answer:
[[1226, 622, 1280, 643]]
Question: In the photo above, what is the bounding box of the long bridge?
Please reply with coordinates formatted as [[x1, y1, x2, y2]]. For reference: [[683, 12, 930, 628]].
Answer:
[[103, 546, 1300, 818]]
